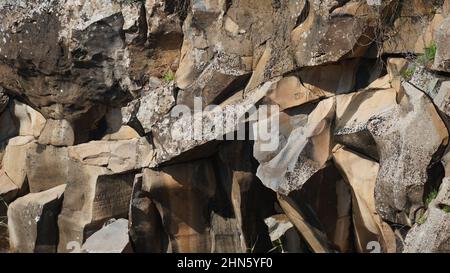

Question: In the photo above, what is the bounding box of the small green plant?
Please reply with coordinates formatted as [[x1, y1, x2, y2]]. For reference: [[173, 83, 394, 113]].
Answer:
[[163, 71, 175, 83], [417, 42, 437, 66], [401, 66, 416, 81], [441, 205, 450, 213], [425, 189, 439, 207], [417, 214, 427, 225]]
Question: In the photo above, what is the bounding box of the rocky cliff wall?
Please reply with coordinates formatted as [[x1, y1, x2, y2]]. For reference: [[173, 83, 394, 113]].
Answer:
[[1, 0, 450, 253]]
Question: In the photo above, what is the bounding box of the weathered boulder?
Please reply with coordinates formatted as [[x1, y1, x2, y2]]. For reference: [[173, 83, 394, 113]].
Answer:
[[368, 82, 448, 224], [1, 136, 36, 192], [434, 16, 450, 72], [153, 79, 278, 164], [13, 101, 46, 138], [408, 67, 450, 121], [0, 0, 143, 124], [404, 178, 450, 253], [102, 126, 140, 141], [334, 87, 397, 159], [57, 166, 135, 253], [134, 82, 176, 134], [68, 137, 155, 172], [333, 146, 397, 253], [8, 184, 66, 253], [383, 1, 442, 54], [81, 218, 131, 253], [0, 170, 19, 216], [38, 119, 75, 146], [26, 145, 69, 193], [254, 98, 335, 195]]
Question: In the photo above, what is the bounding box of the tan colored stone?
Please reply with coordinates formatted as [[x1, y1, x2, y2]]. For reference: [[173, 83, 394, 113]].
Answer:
[[68, 137, 155, 172], [245, 46, 271, 92], [387, 58, 408, 93], [102, 125, 140, 141], [57, 166, 135, 253], [38, 119, 75, 146], [335, 87, 397, 159], [8, 184, 66, 253], [13, 101, 46, 138], [266, 76, 325, 111], [368, 82, 448, 224], [333, 146, 397, 253], [26, 145, 69, 193], [2, 136, 36, 190]]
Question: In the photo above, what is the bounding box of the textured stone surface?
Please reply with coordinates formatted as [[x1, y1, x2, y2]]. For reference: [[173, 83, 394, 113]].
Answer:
[[254, 98, 335, 195], [8, 185, 65, 253], [1, 0, 450, 254], [368, 82, 448, 224], [81, 219, 131, 253]]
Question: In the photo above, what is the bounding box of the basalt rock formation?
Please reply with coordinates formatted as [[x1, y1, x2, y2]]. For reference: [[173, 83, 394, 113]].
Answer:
[[1, 0, 450, 253]]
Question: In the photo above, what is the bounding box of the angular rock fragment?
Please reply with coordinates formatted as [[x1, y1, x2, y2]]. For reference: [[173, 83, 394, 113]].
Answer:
[[333, 146, 397, 253], [81, 219, 131, 253], [404, 178, 450, 253], [57, 166, 135, 253], [38, 119, 75, 147], [368, 82, 448, 224], [13, 101, 46, 138], [1, 136, 36, 192], [8, 184, 66, 253], [254, 98, 335, 195], [26, 145, 69, 193], [153, 79, 278, 164], [68, 137, 155, 172], [335, 87, 397, 159]]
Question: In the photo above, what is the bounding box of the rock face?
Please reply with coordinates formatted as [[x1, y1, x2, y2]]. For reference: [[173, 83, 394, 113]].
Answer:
[[8, 185, 66, 253], [404, 178, 450, 253], [369, 82, 448, 224], [1, 0, 450, 253]]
